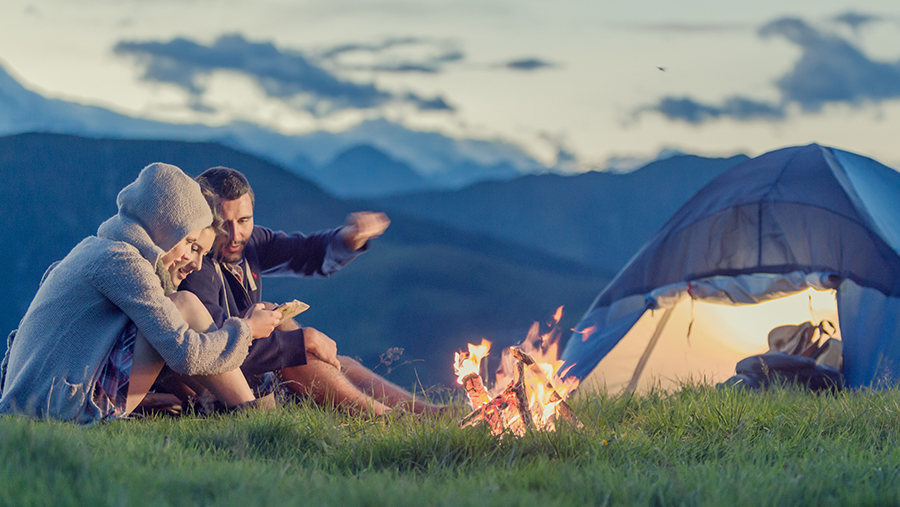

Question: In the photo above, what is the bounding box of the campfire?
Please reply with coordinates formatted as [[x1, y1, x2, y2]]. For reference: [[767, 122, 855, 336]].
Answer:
[[453, 307, 582, 436]]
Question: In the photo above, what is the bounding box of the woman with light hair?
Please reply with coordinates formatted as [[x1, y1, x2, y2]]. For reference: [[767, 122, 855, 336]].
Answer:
[[0, 163, 280, 423]]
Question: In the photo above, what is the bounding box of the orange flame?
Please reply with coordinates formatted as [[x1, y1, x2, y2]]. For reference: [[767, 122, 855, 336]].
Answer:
[[453, 338, 492, 384], [457, 307, 580, 435], [575, 325, 597, 342], [552, 305, 564, 324]]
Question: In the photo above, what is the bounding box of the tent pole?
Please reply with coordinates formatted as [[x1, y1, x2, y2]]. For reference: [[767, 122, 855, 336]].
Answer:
[[625, 306, 674, 394]]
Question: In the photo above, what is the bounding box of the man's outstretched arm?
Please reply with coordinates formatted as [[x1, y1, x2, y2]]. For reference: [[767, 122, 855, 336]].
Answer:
[[252, 212, 390, 278]]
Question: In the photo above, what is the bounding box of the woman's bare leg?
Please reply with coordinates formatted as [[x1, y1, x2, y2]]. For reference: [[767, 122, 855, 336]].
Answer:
[[124, 331, 167, 414], [169, 292, 256, 405], [135, 292, 257, 410], [190, 369, 256, 405]]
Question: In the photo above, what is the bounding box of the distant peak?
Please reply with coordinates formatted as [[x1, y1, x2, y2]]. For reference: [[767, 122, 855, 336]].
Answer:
[[0, 62, 27, 94], [0, 61, 43, 114], [333, 144, 396, 162]]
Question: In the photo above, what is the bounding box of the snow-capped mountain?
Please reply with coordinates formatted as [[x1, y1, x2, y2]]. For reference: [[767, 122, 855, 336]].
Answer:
[[0, 63, 543, 196]]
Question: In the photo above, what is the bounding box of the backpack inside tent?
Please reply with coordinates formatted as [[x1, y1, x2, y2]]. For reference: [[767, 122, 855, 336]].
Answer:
[[561, 144, 900, 394]]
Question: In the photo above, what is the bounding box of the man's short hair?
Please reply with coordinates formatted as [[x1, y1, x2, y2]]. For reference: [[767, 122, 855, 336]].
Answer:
[[196, 166, 255, 206]]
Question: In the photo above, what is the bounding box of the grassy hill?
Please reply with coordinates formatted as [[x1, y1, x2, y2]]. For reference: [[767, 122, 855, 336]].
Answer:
[[0, 132, 611, 388], [2, 385, 899, 506]]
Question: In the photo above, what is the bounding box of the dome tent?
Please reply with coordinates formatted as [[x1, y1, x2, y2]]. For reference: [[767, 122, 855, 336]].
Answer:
[[561, 144, 900, 393]]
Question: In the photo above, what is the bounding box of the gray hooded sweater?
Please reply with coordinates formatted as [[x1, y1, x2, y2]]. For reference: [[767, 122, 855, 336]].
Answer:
[[0, 163, 252, 424]]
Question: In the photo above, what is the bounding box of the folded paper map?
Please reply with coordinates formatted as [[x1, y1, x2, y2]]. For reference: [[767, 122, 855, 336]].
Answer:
[[274, 299, 310, 324]]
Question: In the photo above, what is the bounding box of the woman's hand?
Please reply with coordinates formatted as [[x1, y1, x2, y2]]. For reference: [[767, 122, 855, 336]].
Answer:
[[244, 303, 281, 339]]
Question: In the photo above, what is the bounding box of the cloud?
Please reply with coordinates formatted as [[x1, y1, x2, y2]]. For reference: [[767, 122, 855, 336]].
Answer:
[[317, 36, 464, 74], [537, 131, 581, 172], [501, 58, 557, 71], [641, 97, 785, 124], [114, 33, 453, 115], [318, 36, 553, 75], [318, 37, 428, 59], [403, 93, 453, 111], [832, 11, 883, 34], [760, 17, 900, 112], [639, 16, 900, 124]]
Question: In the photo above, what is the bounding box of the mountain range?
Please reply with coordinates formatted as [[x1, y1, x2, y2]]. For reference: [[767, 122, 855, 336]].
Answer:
[[0, 64, 541, 197], [0, 64, 755, 388], [371, 154, 748, 273]]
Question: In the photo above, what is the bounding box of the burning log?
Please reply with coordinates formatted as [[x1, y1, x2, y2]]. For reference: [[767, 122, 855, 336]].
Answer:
[[459, 382, 514, 431], [460, 372, 491, 409], [512, 360, 536, 432], [459, 364, 533, 435], [509, 347, 583, 428], [454, 308, 583, 436], [458, 401, 489, 428], [458, 346, 580, 435]]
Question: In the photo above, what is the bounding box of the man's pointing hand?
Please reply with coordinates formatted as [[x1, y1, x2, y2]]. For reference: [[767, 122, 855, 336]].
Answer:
[[341, 211, 390, 251]]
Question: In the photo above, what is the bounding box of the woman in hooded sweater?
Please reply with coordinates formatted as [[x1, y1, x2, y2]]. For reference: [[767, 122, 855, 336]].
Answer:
[[0, 163, 280, 424]]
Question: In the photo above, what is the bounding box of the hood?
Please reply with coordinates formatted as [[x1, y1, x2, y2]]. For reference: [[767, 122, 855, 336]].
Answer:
[[97, 162, 212, 263]]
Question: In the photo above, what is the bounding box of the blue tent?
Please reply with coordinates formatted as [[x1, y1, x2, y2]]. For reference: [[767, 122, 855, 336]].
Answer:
[[562, 144, 900, 393]]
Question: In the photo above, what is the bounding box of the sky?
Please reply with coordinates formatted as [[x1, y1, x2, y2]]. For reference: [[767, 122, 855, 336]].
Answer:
[[2, 0, 900, 171]]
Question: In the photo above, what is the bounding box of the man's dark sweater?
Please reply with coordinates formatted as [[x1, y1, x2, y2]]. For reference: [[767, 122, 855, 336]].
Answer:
[[179, 225, 362, 374]]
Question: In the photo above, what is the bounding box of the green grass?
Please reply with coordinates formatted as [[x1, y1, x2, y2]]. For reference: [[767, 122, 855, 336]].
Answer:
[[3, 385, 900, 506]]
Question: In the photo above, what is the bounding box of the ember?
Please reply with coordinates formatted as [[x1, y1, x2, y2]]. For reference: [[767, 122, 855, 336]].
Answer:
[[454, 307, 582, 436]]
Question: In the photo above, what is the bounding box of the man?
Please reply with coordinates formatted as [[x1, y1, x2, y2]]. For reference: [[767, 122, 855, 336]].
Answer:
[[179, 167, 442, 416]]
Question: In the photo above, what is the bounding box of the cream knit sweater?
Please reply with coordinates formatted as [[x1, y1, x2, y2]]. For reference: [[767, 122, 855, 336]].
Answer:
[[0, 163, 252, 424]]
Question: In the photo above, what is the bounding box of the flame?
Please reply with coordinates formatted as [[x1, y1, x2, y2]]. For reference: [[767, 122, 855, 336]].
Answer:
[[551, 305, 564, 324], [456, 307, 580, 436], [454, 338, 492, 384], [575, 325, 597, 342]]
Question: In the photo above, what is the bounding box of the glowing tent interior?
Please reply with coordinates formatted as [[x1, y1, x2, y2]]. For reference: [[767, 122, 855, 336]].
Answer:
[[561, 144, 900, 394]]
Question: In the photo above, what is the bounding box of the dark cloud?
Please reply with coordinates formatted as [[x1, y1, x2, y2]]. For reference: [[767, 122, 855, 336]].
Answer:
[[368, 63, 441, 74], [114, 34, 452, 115], [640, 16, 900, 124], [760, 17, 900, 112], [640, 97, 785, 124], [318, 37, 464, 74], [317, 37, 552, 76], [187, 97, 216, 114], [403, 93, 453, 111], [832, 11, 883, 33], [502, 58, 557, 71], [434, 51, 465, 64], [318, 37, 428, 59]]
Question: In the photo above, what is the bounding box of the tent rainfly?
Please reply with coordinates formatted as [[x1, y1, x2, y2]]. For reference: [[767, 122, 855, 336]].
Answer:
[[561, 144, 900, 394]]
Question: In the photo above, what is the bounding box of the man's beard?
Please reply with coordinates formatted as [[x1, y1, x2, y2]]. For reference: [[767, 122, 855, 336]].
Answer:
[[220, 240, 246, 263]]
